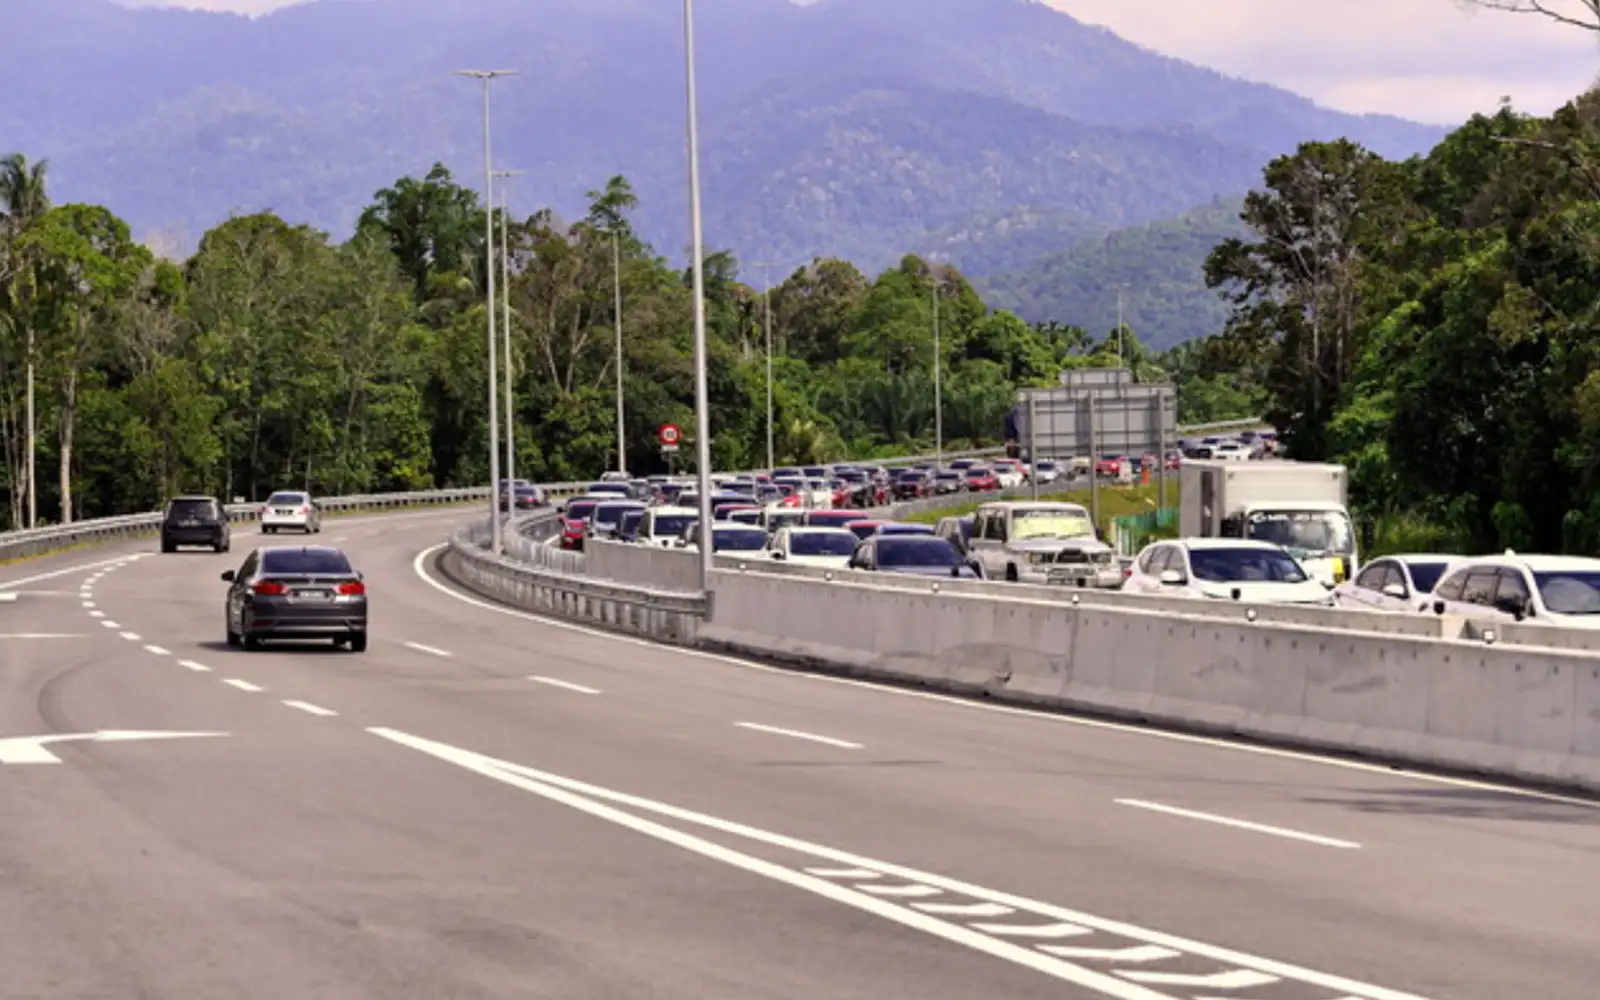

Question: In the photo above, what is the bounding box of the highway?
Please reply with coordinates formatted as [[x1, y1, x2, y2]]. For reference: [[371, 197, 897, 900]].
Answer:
[[2, 508, 1597, 999]]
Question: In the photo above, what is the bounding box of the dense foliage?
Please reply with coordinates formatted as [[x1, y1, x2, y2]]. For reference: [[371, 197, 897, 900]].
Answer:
[[1202, 90, 1600, 554], [0, 162, 1195, 529]]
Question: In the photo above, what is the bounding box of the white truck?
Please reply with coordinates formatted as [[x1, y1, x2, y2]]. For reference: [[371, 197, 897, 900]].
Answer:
[[1178, 460, 1358, 586], [966, 501, 1122, 588]]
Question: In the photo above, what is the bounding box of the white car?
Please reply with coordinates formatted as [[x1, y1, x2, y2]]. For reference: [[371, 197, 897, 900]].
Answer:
[[1210, 441, 1251, 462], [767, 526, 859, 568], [1425, 552, 1600, 628], [260, 490, 321, 534], [989, 460, 1026, 489], [1030, 459, 1063, 486], [638, 505, 699, 548], [759, 505, 808, 534], [1332, 554, 1458, 613], [1124, 538, 1334, 606]]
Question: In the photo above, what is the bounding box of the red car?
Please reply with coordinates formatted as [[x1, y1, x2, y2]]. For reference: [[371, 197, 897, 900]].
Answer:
[[560, 499, 600, 550], [843, 519, 886, 541], [1095, 456, 1126, 478], [964, 467, 1001, 491]]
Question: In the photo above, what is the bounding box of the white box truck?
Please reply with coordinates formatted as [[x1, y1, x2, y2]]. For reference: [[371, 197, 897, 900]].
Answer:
[[1179, 460, 1358, 586]]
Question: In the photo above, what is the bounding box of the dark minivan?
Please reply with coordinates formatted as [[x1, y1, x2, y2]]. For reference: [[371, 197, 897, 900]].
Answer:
[[222, 545, 368, 651], [161, 495, 231, 553]]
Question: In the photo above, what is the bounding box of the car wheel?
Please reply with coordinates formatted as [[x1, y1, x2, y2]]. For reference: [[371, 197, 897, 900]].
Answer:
[[348, 633, 368, 653], [226, 623, 242, 647], [1005, 564, 1019, 583], [263, 525, 274, 534], [161, 540, 175, 554], [243, 633, 263, 651]]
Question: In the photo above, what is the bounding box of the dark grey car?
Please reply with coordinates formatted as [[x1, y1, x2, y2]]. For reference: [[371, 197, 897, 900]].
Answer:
[[222, 545, 368, 651], [161, 495, 231, 553]]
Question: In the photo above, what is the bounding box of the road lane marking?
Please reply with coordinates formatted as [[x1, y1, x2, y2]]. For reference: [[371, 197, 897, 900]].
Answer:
[[221, 679, 263, 693], [403, 641, 451, 657], [0, 593, 17, 603], [81, 601, 95, 609], [88, 610, 104, 618], [178, 660, 211, 673], [413, 544, 1600, 812], [142, 645, 170, 656], [735, 722, 861, 749], [101, 620, 120, 628], [0, 554, 143, 592], [856, 883, 943, 898], [1120, 968, 1278, 989], [1114, 799, 1361, 850], [805, 867, 882, 879], [1040, 945, 1180, 963], [914, 901, 1015, 917], [0, 730, 226, 765], [119, 632, 141, 642], [527, 676, 600, 695], [972, 922, 1093, 938], [282, 700, 338, 717], [0, 633, 85, 639], [370, 727, 1431, 1000]]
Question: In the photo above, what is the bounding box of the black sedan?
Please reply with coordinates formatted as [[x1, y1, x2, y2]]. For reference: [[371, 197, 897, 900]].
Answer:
[[222, 545, 368, 651], [846, 536, 982, 578]]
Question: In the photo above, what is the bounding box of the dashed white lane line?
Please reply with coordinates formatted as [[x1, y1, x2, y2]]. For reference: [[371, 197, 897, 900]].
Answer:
[[221, 679, 263, 693], [142, 644, 170, 656], [119, 632, 142, 642], [403, 640, 451, 657], [101, 620, 120, 629], [282, 699, 338, 717], [527, 675, 601, 695], [88, 610, 104, 618], [1114, 799, 1362, 850], [81, 601, 95, 609], [735, 722, 862, 750], [0, 633, 86, 639], [178, 660, 211, 673], [0, 593, 17, 603]]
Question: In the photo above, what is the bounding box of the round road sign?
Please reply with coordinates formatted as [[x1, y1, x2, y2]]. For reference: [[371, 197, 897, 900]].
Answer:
[[658, 424, 681, 447]]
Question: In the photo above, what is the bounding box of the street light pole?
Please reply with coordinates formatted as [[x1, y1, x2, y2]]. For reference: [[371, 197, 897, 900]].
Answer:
[[931, 277, 943, 469], [682, 0, 714, 593], [456, 68, 518, 555], [751, 261, 784, 472], [493, 168, 523, 498], [610, 228, 626, 475], [1116, 286, 1125, 369]]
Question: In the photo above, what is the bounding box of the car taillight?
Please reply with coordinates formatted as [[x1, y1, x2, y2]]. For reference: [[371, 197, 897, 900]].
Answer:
[[336, 580, 365, 596], [254, 580, 288, 596], [261, 505, 270, 515], [300, 505, 312, 514]]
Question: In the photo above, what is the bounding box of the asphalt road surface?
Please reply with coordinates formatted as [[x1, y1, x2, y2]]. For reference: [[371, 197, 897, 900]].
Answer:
[[2, 508, 1597, 999]]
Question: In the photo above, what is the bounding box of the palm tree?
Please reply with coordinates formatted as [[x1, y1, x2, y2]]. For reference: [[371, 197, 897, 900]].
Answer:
[[0, 153, 49, 529]]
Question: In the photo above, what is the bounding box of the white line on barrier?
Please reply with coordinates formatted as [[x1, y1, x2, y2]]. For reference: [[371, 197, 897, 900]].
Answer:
[[410, 544, 1600, 811], [735, 722, 861, 749], [403, 640, 451, 657], [1115, 799, 1361, 849], [282, 700, 338, 717], [221, 679, 263, 693], [528, 676, 601, 695]]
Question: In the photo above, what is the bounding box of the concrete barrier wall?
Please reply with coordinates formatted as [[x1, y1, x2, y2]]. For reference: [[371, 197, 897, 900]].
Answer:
[[587, 539, 701, 593], [698, 570, 1600, 792]]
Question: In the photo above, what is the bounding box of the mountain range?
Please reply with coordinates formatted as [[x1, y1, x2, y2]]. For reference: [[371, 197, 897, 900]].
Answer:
[[4, 0, 1447, 303]]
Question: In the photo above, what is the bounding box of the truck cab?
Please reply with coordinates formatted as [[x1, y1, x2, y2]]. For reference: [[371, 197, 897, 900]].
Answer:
[[1179, 460, 1358, 586], [966, 501, 1121, 587]]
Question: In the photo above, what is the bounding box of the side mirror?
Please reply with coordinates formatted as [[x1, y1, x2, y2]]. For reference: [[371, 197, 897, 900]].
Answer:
[[1158, 569, 1185, 586], [1381, 583, 1407, 599], [1433, 599, 1446, 615], [220, 570, 236, 582], [1494, 595, 1529, 621], [771, 551, 785, 560], [1230, 587, 1243, 601]]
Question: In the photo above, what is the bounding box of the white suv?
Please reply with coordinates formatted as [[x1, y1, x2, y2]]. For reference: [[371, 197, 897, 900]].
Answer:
[[1125, 538, 1333, 605], [1425, 552, 1600, 628], [260, 490, 321, 534]]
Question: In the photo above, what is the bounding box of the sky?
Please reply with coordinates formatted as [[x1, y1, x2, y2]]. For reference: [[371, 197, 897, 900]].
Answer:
[[121, 0, 1598, 125]]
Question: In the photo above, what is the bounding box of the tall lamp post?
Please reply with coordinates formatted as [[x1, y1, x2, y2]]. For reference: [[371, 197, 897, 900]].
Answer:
[[598, 226, 626, 476], [931, 274, 944, 470], [682, 0, 714, 593], [492, 168, 524, 497], [455, 68, 518, 555], [750, 261, 787, 472]]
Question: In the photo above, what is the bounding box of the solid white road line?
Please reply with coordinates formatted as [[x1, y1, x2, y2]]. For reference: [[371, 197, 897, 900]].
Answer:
[[221, 679, 263, 693], [371, 727, 1430, 1000], [804, 867, 882, 879], [282, 700, 338, 717], [412, 542, 1600, 812], [142, 645, 170, 656], [734, 722, 861, 749], [971, 922, 1092, 939], [403, 640, 452, 657], [1038, 944, 1180, 963], [178, 660, 211, 673], [913, 901, 1016, 917], [119, 632, 141, 642], [527, 675, 601, 695], [1119, 968, 1278, 989], [0, 593, 17, 603], [855, 883, 943, 898], [0, 633, 85, 639], [0, 554, 143, 592], [1115, 799, 1361, 850]]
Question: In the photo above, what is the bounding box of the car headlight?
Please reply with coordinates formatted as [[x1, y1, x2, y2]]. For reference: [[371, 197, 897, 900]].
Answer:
[[1028, 552, 1052, 565]]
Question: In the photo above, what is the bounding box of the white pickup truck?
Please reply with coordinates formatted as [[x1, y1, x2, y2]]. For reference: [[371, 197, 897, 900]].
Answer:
[[965, 501, 1121, 587]]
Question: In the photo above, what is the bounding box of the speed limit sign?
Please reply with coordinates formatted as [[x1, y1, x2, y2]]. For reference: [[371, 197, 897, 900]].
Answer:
[[658, 423, 681, 452]]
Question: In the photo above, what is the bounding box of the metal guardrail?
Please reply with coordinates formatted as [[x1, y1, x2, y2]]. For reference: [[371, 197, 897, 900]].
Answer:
[[443, 514, 706, 642]]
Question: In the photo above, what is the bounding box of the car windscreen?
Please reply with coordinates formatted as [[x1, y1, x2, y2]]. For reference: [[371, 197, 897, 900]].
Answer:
[[713, 528, 768, 551], [846, 523, 880, 540], [565, 501, 598, 522], [1403, 560, 1451, 594], [1189, 548, 1308, 584], [167, 499, 217, 519], [729, 510, 762, 524], [880, 523, 934, 535], [878, 538, 961, 567], [789, 532, 857, 556], [1534, 571, 1600, 615], [620, 510, 645, 531], [261, 549, 353, 576], [1012, 509, 1094, 540], [266, 492, 307, 506], [1244, 510, 1355, 556], [936, 472, 961, 481], [896, 471, 923, 481], [587, 483, 630, 496], [593, 504, 637, 526], [651, 514, 696, 537]]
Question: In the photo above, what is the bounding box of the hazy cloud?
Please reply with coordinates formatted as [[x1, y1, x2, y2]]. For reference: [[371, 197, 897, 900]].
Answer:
[[1044, 0, 1597, 122]]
